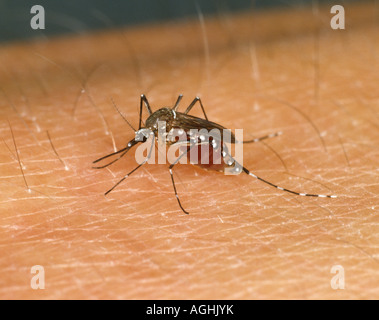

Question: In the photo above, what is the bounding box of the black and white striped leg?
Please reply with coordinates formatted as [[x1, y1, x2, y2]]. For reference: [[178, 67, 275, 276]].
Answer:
[[242, 131, 282, 144], [241, 166, 337, 198], [168, 142, 198, 214], [184, 96, 209, 121], [105, 162, 144, 196], [221, 144, 337, 198], [169, 167, 189, 214]]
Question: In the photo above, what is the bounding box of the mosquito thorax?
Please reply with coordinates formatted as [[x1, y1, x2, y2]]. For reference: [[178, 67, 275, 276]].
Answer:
[[145, 108, 175, 132]]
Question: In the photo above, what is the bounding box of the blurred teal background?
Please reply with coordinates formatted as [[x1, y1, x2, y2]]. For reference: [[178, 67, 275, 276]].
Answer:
[[0, 0, 353, 43]]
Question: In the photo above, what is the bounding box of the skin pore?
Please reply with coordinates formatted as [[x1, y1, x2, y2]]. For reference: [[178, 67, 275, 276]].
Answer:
[[0, 2, 378, 299]]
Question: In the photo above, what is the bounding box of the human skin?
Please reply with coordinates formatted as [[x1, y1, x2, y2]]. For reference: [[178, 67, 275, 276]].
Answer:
[[0, 2, 378, 299]]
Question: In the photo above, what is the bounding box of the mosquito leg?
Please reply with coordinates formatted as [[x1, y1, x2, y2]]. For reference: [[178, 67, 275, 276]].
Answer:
[[168, 142, 198, 214], [105, 162, 144, 195], [222, 144, 337, 198], [172, 94, 183, 111], [241, 131, 282, 144], [184, 96, 209, 120], [168, 168, 188, 214], [139, 94, 153, 129], [105, 163, 142, 195], [241, 166, 337, 198], [104, 135, 154, 195]]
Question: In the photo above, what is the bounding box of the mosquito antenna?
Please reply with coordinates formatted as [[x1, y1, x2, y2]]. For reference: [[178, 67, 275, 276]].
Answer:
[[110, 97, 136, 132]]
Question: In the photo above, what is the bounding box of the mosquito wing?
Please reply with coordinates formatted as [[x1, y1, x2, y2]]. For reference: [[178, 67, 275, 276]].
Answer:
[[172, 112, 236, 143]]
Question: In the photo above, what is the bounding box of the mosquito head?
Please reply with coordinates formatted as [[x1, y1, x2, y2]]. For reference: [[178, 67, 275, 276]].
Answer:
[[135, 127, 154, 143], [145, 107, 175, 132]]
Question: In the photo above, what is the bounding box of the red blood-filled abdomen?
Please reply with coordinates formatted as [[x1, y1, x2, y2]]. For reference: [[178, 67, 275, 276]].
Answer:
[[184, 143, 225, 172]]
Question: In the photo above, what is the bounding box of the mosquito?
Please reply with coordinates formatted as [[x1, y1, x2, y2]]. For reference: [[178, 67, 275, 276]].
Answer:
[[93, 94, 337, 214]]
